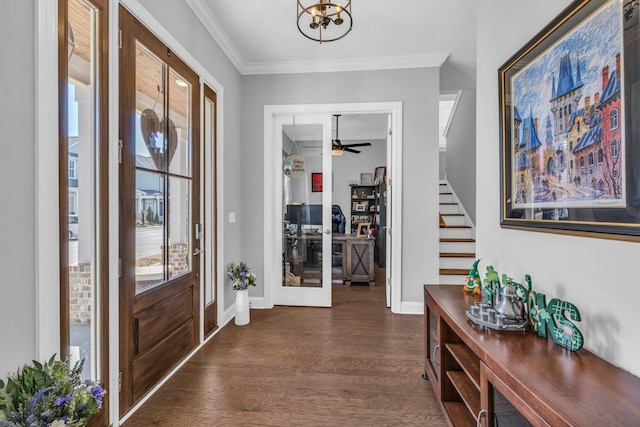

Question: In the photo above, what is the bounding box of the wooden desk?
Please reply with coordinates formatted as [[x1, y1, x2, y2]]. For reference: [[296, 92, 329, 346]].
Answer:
[[424, 284, 640, 426], [285, 233, 375, 286]]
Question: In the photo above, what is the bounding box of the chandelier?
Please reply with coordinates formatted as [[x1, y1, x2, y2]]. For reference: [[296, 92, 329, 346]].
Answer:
[[297, 0, 352, 43]]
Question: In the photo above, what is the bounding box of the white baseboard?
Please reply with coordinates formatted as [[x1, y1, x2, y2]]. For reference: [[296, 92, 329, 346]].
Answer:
[[249, 297, 266, 309], [400, 301, 424, 315]]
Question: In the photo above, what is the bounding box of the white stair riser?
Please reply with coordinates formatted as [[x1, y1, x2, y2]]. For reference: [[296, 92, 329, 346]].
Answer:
[[438, 275, 466, 285], [440, 257, 476, 270], [440, 241, 476, 253], [439, 204, 460, 214], [441, 215, 466, 226], [440, 227, 473, 239], [439, 193, 454, 203]]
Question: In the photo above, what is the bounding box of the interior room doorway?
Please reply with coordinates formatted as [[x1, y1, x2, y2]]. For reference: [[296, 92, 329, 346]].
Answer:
[[264, 102, 403, 312]]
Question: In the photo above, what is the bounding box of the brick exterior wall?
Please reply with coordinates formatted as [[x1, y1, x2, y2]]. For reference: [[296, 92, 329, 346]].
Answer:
[[69, 264, 93, 325]]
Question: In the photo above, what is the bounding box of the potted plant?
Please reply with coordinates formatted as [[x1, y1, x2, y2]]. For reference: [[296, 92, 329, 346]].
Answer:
[[227, 261, 256, 325], [0, 355, 105, 427]]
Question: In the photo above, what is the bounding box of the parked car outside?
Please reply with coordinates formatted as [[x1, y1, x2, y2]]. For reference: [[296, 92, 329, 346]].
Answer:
[[69, 215, 78, 239]]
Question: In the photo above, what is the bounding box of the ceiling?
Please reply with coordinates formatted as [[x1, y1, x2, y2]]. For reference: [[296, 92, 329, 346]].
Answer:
[[188, 0, 478, 77], [283, 114, 389, 144]]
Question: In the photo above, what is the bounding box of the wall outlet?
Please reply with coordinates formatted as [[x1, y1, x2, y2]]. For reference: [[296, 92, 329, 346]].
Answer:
[[229, 212, 236, 223]]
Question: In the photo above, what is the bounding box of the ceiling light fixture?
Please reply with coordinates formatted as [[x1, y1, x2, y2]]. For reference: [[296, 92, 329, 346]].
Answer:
[[297, 0, 352, 44]]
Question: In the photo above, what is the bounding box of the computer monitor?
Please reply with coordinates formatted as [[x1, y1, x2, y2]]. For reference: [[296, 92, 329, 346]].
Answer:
[[285, 204, 323, 231]]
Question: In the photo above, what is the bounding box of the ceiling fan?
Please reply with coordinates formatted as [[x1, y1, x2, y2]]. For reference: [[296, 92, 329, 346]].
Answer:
[[332, 114, 371, 155]]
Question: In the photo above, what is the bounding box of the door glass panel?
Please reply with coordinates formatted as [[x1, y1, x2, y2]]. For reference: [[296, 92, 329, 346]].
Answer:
[[168, 176, 191, 279], [67, 0, 99, 381], [282, 123, 326, 288], [168, 69, 191, 177], [135, 42, 165, 172], [204, 94, 215, 305], [135, 170, 166, 292]]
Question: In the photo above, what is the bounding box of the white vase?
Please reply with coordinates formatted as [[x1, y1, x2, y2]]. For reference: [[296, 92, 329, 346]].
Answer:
[[235, 289, 250, 325]]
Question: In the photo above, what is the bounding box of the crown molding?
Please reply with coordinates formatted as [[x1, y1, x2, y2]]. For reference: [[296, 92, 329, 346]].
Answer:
[[186, 0, 449, 75], [185, 0, 246, 74], [242, 53, 450, 75]]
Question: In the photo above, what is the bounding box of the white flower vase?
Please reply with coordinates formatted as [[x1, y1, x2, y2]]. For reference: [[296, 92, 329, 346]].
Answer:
[[235, 289, 250, 325]]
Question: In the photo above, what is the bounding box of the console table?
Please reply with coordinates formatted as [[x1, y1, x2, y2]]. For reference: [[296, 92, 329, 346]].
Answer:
[[285, 234, 375, 286], [424, 284, 640, 426]]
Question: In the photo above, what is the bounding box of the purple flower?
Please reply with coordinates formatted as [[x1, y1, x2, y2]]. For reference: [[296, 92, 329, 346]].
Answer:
[[91, 385, 104, 401], [54, 394, 73, 408]]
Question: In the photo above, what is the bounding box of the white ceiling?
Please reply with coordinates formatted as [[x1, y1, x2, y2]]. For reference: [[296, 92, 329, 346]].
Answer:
[[186, 0, 477, 139], [188, 0, 478, 77], [284, 113, 389, 144]]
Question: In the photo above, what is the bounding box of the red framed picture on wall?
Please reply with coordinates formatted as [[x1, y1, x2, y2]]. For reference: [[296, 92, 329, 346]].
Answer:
[[311, 172, 323, 192]]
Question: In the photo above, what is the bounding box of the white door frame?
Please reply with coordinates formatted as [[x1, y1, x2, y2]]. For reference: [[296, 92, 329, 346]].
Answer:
[[264, 102, 403, 313]]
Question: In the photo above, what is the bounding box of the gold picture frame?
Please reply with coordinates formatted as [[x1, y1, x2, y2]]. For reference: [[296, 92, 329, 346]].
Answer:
[[356, 222, 371, 238]]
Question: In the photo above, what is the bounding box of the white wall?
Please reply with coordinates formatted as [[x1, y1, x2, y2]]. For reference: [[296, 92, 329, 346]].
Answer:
[[0, 0, 37, 376], [137, 0, 244, 310], [243, 68, 441, 303], [477, 0, 640, 377]]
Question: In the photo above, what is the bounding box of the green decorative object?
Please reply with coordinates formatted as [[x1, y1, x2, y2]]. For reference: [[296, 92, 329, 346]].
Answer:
[[483, 265, 501, 306], [527, 291, 584, 351], [546, 298, 584, 351], [464, 259, 482, 294]]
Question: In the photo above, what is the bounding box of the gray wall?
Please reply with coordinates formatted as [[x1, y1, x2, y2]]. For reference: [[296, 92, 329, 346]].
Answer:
[[477, 0, 640, 376], [0, 0, 36, 374], [288, 138, 385, 233], [444, 90, 477, 224], [138, 0, 244, 311], [242, 68, 441, 303], [440, 61, 477, 224]]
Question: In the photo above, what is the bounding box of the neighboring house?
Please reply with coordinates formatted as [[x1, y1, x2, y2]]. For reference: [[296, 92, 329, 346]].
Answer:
[[68, 137, 79, 215]]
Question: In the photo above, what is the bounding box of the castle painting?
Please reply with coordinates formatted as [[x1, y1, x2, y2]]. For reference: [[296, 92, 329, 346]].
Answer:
[[511, 0, 625, 209]]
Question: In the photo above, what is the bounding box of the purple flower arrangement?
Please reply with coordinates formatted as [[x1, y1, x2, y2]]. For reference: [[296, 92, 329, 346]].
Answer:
[[227, 261, 257, 291], [0, 355, 105, 427]]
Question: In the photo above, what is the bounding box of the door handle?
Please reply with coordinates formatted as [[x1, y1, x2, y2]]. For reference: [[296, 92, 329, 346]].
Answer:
[[193, 248, 205, 256], [324, 229, 332, 235]]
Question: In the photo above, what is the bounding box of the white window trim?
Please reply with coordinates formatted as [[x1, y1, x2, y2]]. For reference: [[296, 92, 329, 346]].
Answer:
[[439, 90, 461, 149], [36, 0, 61, 361]]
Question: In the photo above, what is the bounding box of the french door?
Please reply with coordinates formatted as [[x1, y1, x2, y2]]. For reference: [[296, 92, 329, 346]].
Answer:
[[119, 6, 201, 414], [275, 114, 333, 307]]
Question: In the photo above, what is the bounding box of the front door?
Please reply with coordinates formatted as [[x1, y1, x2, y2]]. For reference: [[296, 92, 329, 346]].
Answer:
[[276, 114, 333, 307], [119, 7, 201, 414]]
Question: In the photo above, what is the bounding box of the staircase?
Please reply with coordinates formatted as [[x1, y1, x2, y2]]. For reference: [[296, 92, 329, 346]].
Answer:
[[439, 181, 476, 285]]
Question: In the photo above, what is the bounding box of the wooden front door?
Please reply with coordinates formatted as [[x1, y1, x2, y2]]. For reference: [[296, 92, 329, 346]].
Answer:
[[119, 6, 201, 414]]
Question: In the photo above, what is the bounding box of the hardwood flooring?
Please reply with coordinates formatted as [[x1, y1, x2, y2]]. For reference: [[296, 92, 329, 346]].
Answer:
[[123, 269, 446, 426]]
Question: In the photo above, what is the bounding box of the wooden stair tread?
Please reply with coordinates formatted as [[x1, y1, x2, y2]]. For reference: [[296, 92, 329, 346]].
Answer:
[[440, 238, 476, 242], [439, 202, 458, 205], [440, 252, 476, 258], [440, 268, 469, 275], [440, 192, 453, 195], [441, 213, 464, 216], [441, 225, 471, 229]]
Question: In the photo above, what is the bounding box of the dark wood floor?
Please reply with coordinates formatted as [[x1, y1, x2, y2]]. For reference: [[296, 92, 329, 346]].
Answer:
[[123, 269, 446, 426]]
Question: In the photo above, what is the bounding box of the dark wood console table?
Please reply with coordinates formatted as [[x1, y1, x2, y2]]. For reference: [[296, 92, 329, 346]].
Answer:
[[424, 284, 640, 426]]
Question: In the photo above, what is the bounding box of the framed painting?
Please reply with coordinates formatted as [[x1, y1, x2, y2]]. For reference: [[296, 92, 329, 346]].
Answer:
[[499, 0, 640, 240], [311, 172, 323, 192]]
